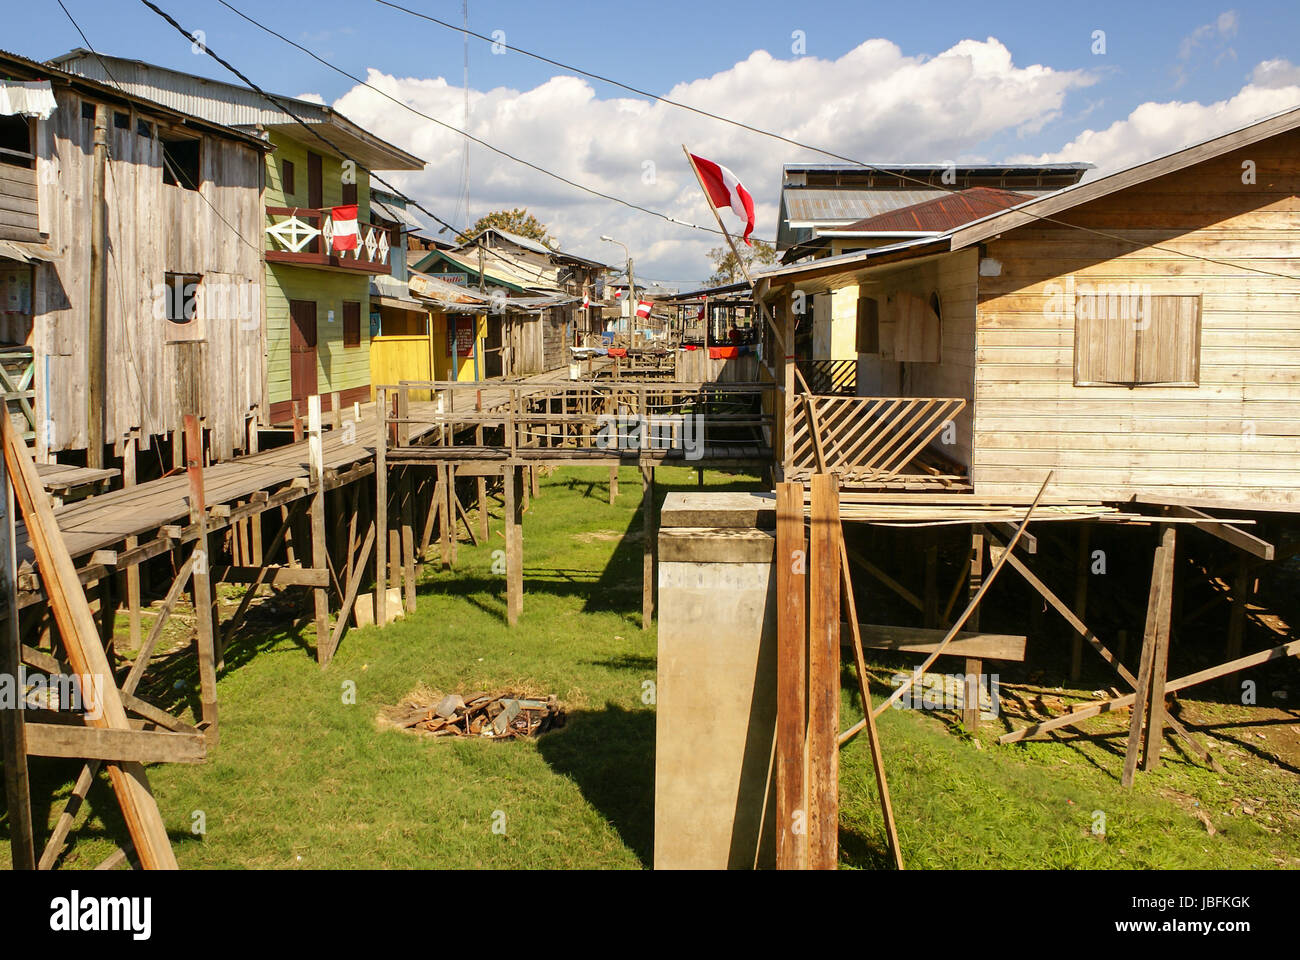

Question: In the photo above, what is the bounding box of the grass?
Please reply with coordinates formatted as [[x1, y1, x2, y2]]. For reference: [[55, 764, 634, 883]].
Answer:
[[5, 465, 1299, 869]]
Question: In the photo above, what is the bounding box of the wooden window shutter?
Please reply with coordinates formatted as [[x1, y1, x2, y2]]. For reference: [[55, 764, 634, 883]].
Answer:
[[855, 295, 879, 354], [1075, 292, 1200, 385], [1136, 295, 1200, 384], [343, 301, 361, 348]]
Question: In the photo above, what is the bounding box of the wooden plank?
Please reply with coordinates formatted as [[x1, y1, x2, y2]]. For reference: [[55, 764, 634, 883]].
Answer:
[[213, 566, 329, 586], [321, 524, 375, 665], [1149, 501, 1275, 559], [24, 724, 205, 764], [3, 417, 178, 869], [853, 622, 1026, 661], [1121, 555, 1162, 788], [774, 482, 806, 870], [807, 474, 840, 870]]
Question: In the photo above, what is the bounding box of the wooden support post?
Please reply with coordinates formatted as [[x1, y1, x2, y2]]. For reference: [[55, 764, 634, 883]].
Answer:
[[963, 529, 984, 732], [1123, 528, 1173, 786], [774, 481, 807, 870], [807, 474, 840, 870], [475, 425, 488, 542], [401, 469, 417, 612], [531, 463, 539, 499], [247, 420, 263, 565], [505, 465, 524, 626], [608, 464, 618, 504], [0, 435, 35, 869], [522, 466, 531, 513], [375, 389, 388, 627], [438, 463, 452, 569], [1069, 524, 1091, 682], [122, 434, 141, 651], [922, 540, 938, 629], [641, 464, 655, 629], [1224, 554, 1251, 692], [308, 398, 331, 662], [1143, 525, 1177, 772], [184, 415, 218, 740]]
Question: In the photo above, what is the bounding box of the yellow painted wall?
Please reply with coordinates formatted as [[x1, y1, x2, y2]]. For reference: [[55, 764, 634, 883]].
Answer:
[[429, 311, 487, 381]]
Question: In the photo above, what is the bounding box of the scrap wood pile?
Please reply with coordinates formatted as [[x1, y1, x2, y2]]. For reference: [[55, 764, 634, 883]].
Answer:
[[382, 689, 565, 740]]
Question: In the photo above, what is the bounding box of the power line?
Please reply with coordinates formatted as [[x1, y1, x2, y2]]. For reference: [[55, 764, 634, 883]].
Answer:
[[212, 0, 764, 245], [375, 0, 1300, 287]]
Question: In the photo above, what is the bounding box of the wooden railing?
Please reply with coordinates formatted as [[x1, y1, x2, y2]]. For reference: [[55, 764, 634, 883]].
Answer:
[[788, 395, 966, 483], [796, 359, 857, 396], [0, 346, 36, 445], [374, 379, 776, 463]]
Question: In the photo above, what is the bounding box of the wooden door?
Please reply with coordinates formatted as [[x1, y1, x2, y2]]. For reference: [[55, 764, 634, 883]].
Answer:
[[289, 299, 318, 401], [307, 151, 323, 208]]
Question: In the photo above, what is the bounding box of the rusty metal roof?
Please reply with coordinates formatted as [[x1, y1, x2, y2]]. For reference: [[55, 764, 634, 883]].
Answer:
[[834, 187, 1035, 233]]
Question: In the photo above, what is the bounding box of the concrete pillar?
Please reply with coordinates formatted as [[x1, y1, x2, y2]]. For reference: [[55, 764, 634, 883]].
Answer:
[[654, 491, 778, 870]]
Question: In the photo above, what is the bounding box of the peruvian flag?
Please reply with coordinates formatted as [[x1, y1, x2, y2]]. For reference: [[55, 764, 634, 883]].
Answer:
[[636, 299, 652, 319], [582, 291, 591, 309], [330, 204, 359, 252], [689, 153, 755, 245]]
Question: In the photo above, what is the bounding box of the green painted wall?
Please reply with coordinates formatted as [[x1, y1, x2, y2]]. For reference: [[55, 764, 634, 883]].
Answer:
[[263, 130, 374, 404]]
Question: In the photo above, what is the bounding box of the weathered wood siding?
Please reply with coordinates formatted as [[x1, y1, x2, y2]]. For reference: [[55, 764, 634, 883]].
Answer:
[[974, 134, 1300, 504], [32, 90, 265, 461], [853, 248, 978, 469]]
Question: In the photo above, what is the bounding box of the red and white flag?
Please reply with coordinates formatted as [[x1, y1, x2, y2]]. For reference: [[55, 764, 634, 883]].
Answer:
[[330, 204, 359, 252], [689, 153, 755, 245], [636, 299, 653, 319], [582, 292, 591, 309]]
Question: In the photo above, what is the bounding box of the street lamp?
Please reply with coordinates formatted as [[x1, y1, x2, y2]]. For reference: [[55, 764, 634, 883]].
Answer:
[[600, 235, 636, 333]]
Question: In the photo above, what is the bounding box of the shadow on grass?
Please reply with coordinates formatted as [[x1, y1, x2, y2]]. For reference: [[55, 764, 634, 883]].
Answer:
[[537, 702, 655, 867]]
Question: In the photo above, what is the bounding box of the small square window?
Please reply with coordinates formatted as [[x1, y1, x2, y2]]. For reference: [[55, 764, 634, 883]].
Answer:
[[282, 158, 295, 196], [113, 111, 130, 130]]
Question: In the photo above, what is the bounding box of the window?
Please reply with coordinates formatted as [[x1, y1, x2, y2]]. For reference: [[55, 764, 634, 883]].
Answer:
[[281, 158, 295, 197], [136, 119, 153, 139], [161, 134, 201, 190], [855, 295, 879, 354], [342, 301, 361, 347], [162, 273, 203, 341], [1074, 292, 1201, 386], [341, 179, 357, 206], [113, 111, 129, 130], [0, 115, 32, 168], [81, 101, 95, 121]]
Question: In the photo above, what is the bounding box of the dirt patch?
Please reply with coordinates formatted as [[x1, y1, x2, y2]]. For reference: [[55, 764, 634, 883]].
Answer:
[[573, 529, 641, 544]]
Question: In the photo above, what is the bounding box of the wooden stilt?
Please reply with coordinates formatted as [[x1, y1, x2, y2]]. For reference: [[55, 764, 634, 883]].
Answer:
[[401, 469, 417, 612], [475, 425, 488, 542], [774, 482, 807, 870], [1123, 529, 1172, 787], [641, 464, 656, 629], [308, 398, 331, 662], [447, 464, 459, 567], [962, 529, 984, 732], [505, 465, 523, 626], [438, 464, 452, 569], [807, 474, 840, 870], [1069, 524, 1091, 682], [1142, 526, 1177, 772], [922, 540, 938, 629], [1224, 555, 1251, 692], [374, 389, 388, 628], [122, 434, 141, 651], [184, 415, 219, 741], [608, 464, 618, 504]]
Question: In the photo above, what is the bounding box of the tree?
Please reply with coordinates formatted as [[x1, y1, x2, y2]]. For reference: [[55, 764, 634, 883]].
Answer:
[[706, 240, 777, 286], [460, 208, 555, 247]]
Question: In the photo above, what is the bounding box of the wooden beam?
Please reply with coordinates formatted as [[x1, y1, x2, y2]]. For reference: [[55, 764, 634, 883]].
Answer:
[[1142, 526, 1177, 774], [213, 566, 329, 587], [308, 397, 332, 663], [1139, 500, 1276, 558], [321, 524, 375, 665], [505, 466, 524, 627], [24, 724, 205, 764], [807, 474, 840, 870], [774, 482, 806, 870], [375, 389, 388, 628], [851, 622, 1025, 662], [1122, 540, 1165, 788], [642, 464, 656, 629], [3, 416, 178, 869]]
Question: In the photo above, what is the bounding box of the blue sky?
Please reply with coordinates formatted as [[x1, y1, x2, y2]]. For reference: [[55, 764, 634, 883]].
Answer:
[[16, 1, 1300, 283]]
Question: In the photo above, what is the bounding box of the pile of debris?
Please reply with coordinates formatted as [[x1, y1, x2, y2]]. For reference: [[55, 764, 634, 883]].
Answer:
[[384, 690, 565, 740]]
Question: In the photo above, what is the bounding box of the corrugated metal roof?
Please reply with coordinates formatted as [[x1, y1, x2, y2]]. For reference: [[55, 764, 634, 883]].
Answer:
[[835, 187, 1034, 233], [372, 198, 423, 231], [783, 188, 946, 224], [48, 49, 424, 170]]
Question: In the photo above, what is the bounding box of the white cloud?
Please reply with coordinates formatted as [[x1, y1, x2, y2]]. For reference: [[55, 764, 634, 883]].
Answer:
[[1012, 63, 1300, 177], [1174, 10, 1239, 88], [331, 37, 1093, 286]]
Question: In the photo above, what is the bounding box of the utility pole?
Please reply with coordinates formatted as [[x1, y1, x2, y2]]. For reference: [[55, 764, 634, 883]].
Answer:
[[87, 104, 109, 468], [600, 235, 635, 335]]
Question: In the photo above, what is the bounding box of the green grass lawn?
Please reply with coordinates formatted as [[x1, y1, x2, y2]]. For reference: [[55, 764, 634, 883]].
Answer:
[[7, 466, 1299, 869]]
